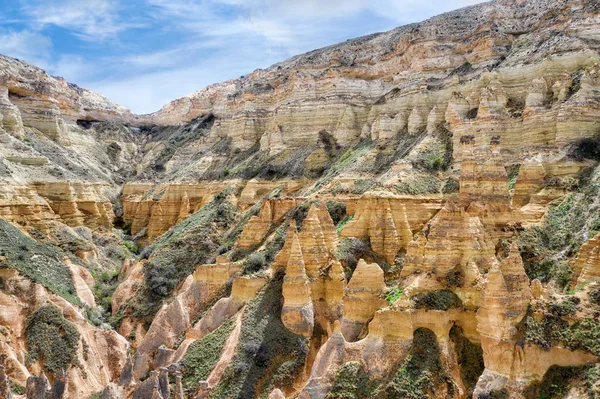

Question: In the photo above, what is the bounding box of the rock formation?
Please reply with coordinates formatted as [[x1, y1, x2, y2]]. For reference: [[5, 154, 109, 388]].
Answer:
[[572, 232, 600, 286], [341, 197, 413, 263], [281, 233, 314, 337], [340, 259, 387, 341]]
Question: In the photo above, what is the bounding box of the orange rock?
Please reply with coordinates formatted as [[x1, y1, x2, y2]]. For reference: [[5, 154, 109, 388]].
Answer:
[[342, 198, 412, 263], [341, 259, 386, 341], [281, 233, 314, 337], [572, 233, 600, 286]]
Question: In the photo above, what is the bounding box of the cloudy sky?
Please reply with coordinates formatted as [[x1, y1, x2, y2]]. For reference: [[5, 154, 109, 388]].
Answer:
[[0, 0, 485, 114]]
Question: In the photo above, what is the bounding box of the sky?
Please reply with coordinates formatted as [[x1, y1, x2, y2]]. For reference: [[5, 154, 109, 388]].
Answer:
[[0, 0, 485, 115]]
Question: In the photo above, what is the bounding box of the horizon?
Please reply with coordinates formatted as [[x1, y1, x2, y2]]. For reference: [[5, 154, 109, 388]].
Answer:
[[0, 0, 485, 115]]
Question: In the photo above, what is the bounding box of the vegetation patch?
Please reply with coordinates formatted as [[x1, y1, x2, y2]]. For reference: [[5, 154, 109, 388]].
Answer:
[[449, 326, 484, 395], [0, 220, 78, 303], [518, 163, 600, 288], [10, 381, 26, 395], [241, 221, 288, 275], [25, 305, 80, 373], [326, 361, 373, 399], [394, 174, 441, 196], [522, 298, 600, 355], [306, 139, 377, 195], [210, 277, 309, 399], [386, 287, 403, 305], [93, 268, 121, 325], [326, 200, 348, 225], [182, 316, 236, 391], [373, 328, 453, 398], [506, 164, 521, 191], [442, 177, 460, 194], [412, 290, 463, 311]]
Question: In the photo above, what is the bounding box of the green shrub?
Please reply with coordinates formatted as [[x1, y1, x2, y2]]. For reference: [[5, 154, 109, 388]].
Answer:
[[326, 201, 347, 225], [590, 286, 600, 305], [336, 216, 353, 234], [442, 178, 460, 194], [25, 305, 80, 372], [243, 253, 267, 274], [182, 317, 236, 390], [0, 220, 78, 303], [352, 179, 381, 195], [123, 240, 139, 254], [449, 326, 483, 395], [506, 165, 521, 191], [394, 175, 441, 195], [334, 238, 389, 277], [373, 328, 453, 398], [209, 277, 308, 398], [412, 290, 462, 311], [524, 365, 585, 399], [10, 381, 26, 395], [326, 362, 372, 399], [386, 287, 403, 305]]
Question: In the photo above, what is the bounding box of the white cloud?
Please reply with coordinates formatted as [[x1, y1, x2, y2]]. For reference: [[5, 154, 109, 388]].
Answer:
[[0, 29, 53, 68], [20, 0, 140, 41]]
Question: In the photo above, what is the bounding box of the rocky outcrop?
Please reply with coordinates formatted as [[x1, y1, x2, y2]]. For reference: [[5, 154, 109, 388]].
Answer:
[[343, 195, 444, 239], [0, 55, 134, 142], [0, 182, 114, 232], [400, 202, 494, 300], [122, 181, 303, 239], [237, 198, 297, 249], [572, 232, 600, 286], [0, 365, 11, 399], [0, 270, 129, 398], [341, 197, 413, 263], [281, 233, 314, 337], [132, 259, 242, 379], [340, 259, 386, 341]]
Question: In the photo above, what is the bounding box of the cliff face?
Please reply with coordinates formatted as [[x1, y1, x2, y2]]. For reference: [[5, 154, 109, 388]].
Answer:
[[2, 0, 600, 398]]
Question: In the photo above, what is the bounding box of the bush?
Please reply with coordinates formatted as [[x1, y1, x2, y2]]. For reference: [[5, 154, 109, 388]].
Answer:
[[182, 317, 235, 390], [326, 362, 372, 399], [442, 177, 460, 194], [326, 201, 347, 225], [25, 305, 80, 372], [386, 287, 403, 305], [124, 240, 139, 254], [243, 253, 267, 274], [590, 286, 600, 305], [373, 328, 453, 398], [335, 238, 375, 275], [412, 290, 463, 311], [394, 174, 441, 195]]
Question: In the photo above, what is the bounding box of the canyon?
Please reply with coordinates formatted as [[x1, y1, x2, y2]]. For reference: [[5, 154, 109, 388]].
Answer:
[[2, 0, 600, 398]]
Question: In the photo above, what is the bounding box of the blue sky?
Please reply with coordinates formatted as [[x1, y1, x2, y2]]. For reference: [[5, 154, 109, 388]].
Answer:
[[0, 0, 485, 115]]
